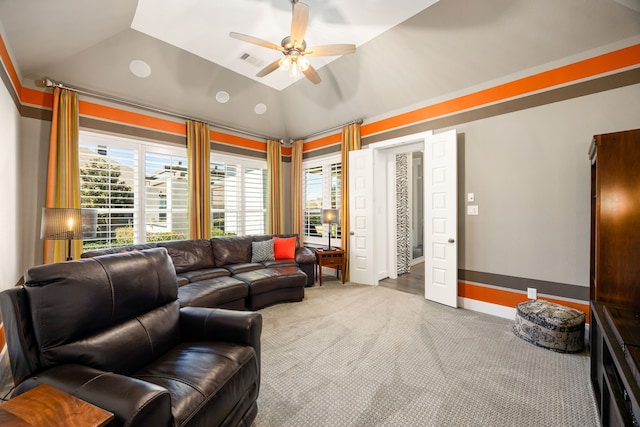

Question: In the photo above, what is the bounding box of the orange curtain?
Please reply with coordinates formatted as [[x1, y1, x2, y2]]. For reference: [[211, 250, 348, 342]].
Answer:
[[290, 139, 304, 237], [187, 120, 211, 239], [340, 123, 361, 280], [43, 87, 81, 263], [266, 139, 284, 234]]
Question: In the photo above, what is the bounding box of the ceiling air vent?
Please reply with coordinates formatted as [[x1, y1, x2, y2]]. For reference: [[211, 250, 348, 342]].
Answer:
[[239, 52, 266, 68]]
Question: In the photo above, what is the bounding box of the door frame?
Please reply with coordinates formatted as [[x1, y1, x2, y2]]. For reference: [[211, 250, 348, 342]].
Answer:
[[367, 134, 427, 283]]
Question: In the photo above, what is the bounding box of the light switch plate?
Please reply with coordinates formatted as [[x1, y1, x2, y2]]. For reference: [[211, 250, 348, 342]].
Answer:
[[467, 205, 478, 215]]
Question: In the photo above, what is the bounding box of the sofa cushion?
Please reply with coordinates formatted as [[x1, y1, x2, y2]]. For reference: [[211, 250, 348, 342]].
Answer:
[[134, 341, 258, 427], [211, 236, 253, 266], [262, 259, 298, 268], [179, 267, 230, 283], [157, 239, 215, 273], [235, 267, 307, 295], [224, 263, 265, 275], [81, 243, 158, 258], [251, 239, 275, 263], [176, 275, 190, 287], [178, 276, 248, 308], [23, 248, 180, 374], [273, 236, 296, 260]]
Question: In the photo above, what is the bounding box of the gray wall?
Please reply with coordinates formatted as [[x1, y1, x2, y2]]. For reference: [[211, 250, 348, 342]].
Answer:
[[19, 117, 50, 271], [0, 65, 21, 291], [451, 84, 640, 289]]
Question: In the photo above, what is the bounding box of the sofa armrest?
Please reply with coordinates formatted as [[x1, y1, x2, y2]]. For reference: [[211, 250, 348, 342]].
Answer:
[[295, 246, 316, 264], [14, 364, 172, 427], [180, 307, 262, 362]]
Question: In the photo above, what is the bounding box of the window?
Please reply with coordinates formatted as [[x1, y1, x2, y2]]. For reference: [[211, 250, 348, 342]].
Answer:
[[211, 155, 267, 237], [302, 155, 341, 246], [80, 140, 137, 250], [144, 150, 188, 242], [80, 132, 268, 249]]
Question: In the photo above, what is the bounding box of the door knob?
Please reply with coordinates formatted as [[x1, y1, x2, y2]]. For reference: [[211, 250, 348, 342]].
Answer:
[[448, 238, 455, 243]]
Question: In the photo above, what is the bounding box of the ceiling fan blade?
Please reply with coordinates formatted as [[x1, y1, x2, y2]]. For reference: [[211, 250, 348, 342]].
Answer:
[[290, 2, 309, 49], [306, 44, 356, 56], [229, 32, 283, 52], [302, 64, 321, 85], [256, 59, 282, 78]]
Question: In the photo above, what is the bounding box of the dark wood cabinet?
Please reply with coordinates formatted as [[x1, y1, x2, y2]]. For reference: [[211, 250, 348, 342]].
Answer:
[[589, 129, 640, 307], [589, 129, 640, 426]]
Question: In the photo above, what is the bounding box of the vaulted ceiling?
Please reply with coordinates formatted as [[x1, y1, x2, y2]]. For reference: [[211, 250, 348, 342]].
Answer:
[[1, 0, 639, 139]]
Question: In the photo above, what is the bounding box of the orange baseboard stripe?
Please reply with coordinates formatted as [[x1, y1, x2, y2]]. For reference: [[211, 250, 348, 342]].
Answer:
[[459, 281, 590, 320]]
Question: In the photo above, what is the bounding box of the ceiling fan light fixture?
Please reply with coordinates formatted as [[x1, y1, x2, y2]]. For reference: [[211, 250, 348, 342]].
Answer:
[[230, 2, 354, 85], [279, 56, 292, 71], [298, 56, 310, 72]]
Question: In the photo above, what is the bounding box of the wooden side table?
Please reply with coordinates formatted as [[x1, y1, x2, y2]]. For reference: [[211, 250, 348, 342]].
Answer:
[[315, 247, 345, 286], [0, 384, 114, 427]]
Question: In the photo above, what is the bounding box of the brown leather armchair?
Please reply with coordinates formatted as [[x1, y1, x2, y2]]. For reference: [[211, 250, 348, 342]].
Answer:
[[0, 248, 262, 427]]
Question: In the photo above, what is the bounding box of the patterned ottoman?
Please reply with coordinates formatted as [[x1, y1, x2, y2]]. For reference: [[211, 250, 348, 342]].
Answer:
[[513, 300, 585, 353]]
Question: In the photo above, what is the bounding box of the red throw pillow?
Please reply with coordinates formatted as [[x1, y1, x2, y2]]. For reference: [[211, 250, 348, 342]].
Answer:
[[273, 236, 296, 260]]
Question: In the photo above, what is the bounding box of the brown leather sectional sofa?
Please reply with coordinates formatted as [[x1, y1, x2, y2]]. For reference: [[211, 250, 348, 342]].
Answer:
[[0, 248, 263, 426], [81, 234, 317, 310]]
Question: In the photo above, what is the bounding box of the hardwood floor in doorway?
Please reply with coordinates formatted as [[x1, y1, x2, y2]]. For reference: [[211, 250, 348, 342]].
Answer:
[[378, 262, 424, 296]]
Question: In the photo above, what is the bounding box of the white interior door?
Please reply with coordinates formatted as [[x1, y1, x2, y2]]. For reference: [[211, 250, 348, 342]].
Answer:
[[424, 129, 458, 307], [348, 149, 376, 285]]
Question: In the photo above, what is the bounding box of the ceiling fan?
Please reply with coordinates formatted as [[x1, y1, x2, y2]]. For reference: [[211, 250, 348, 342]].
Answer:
[[229, 1, 356, 85]]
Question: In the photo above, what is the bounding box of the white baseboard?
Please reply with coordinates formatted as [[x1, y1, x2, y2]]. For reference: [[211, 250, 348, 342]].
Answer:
[[458, 297, 516, 320]]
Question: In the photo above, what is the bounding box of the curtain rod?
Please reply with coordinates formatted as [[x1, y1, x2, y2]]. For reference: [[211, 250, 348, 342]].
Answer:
[[295, 118, 363, 141], [40, 78, 283, 142]]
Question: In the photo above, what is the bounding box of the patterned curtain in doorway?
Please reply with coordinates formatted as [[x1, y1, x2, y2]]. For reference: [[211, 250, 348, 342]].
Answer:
[[396, 153, 412, 274]]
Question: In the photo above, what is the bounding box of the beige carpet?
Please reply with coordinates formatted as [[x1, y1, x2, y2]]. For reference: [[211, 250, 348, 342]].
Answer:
[[253, 282, 599, 427]]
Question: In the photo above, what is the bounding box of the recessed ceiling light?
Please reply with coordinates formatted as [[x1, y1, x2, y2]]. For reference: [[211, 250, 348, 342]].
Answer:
[[254, 103, 267, 115], [129, 60, 151, 78], [216, 91, 230, 103]]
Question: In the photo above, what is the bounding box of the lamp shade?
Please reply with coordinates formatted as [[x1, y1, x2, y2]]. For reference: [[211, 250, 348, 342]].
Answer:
[[40, 208, 84, 240], [321, 209, 339, 224]]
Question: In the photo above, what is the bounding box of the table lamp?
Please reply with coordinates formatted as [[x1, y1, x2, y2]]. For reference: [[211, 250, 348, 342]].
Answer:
[[41, 208, 97, 261], [321, 209, 339, 250]]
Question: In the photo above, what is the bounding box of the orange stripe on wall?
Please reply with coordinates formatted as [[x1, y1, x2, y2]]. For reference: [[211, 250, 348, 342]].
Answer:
[[362, 44, 640, 137], [0, 33, 21, 94], [210, 131, 266, 152], [79, 101, 186, 135], [458, 281, 590, 320], [305, 132, 342, 152], [21, 86, 53, 108]]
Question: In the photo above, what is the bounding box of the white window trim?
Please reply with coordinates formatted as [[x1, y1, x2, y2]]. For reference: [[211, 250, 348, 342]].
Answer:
[[302, 153, 342, 246], [211, 152, 268, 236]]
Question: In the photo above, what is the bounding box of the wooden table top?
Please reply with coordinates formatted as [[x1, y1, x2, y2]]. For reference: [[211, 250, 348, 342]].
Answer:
[[0, 384, 114, 427]]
